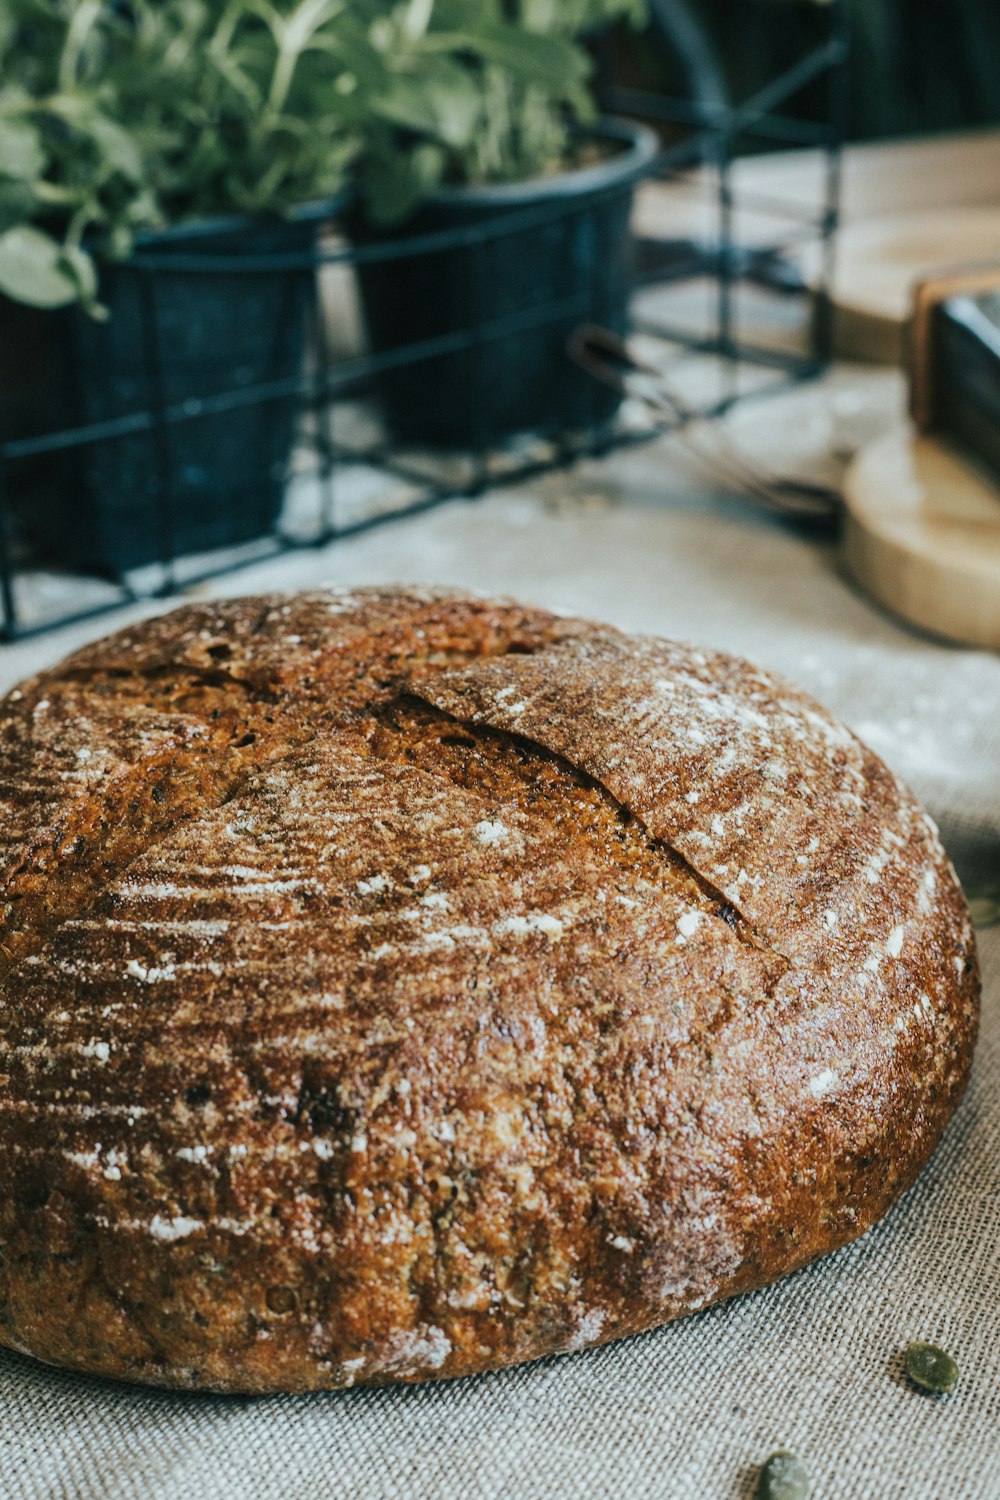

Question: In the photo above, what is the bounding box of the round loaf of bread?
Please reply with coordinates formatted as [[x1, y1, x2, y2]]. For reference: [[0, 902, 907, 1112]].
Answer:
[[0, 589, 978, 1392]]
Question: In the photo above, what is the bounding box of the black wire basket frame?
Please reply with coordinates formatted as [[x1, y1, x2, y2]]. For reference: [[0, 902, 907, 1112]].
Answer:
[[0, 0, 849, 643]]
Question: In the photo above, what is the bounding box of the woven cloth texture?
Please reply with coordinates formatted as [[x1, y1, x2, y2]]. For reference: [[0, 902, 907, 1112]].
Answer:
[[2, 402, 998, 1498]]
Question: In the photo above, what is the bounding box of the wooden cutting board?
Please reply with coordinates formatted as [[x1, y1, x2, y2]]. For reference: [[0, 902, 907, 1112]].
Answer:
[[843, 424, 1000, 649], [807, 206, 1000, 365]]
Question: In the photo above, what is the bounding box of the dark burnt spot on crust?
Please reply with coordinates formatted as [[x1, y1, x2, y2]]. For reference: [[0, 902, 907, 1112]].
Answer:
[[16, 1176, 50, 1213], [295, 1083, 353, 1138], [265, 1285, 297, 1316]]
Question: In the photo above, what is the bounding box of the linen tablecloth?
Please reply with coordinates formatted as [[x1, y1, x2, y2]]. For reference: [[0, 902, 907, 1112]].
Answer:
[[2, 370, 998, 1498]]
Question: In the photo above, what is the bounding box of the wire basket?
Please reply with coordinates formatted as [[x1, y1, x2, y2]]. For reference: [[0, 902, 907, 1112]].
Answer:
[[0, 0, 848, 643]]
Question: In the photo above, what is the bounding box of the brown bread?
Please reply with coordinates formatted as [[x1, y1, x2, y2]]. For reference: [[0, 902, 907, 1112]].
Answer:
[[0, 588, 979, 1392]]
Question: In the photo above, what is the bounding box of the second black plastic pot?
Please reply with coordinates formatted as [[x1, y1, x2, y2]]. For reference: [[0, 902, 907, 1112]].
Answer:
[[351, 119, 659, 449]]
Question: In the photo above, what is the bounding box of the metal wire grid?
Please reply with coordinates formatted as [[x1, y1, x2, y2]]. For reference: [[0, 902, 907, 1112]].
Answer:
[[0, 0, 848, 643]]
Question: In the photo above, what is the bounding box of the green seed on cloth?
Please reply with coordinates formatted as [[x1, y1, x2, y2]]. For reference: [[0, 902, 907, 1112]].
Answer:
[[756, 1450, 809, 1500], [905, 1341, 959, 1394]]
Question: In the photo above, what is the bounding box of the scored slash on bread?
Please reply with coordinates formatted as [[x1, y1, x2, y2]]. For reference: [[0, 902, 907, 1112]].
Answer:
[[0, 589, 979, 1392]]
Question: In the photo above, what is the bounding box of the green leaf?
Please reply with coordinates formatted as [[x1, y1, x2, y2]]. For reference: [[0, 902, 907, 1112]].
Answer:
[[83, 112, 146, 181], [0, 117, 45, 180], [0, 224, 82, 307], [0, 11, 17, 57], [369, 75, 442, 136], [372, 60, 481, 147], [424, 26, 590, 89], [401, 0, 434, 42], [45, 95, 145, 180], [363, 139, 445, 224], [276, 0, 346, 56], [104, 221, 135, 261]]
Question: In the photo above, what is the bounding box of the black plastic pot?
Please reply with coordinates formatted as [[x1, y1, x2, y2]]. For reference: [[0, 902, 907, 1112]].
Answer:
[[352, 119, 659, 449], [17, 202, 336, 579]]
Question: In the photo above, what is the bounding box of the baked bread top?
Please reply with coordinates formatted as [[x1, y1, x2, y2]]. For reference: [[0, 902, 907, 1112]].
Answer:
[[0, 589, 978, 1392]]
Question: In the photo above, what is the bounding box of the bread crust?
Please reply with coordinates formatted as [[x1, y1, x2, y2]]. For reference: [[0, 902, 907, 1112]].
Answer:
[[0, 589, 979, 1392]]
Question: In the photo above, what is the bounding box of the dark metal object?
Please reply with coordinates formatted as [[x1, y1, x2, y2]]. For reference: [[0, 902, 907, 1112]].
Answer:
[[934, 292, 1000, 485], [569, 325, 841, 528], [0, 0, 848, 642]]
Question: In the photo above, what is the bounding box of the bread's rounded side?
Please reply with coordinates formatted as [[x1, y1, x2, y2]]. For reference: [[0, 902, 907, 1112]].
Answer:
[[0, 590, 979, 1392]]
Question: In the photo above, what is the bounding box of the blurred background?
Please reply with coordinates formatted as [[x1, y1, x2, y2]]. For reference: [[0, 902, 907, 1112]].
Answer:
[[0, 0, 998, 669], [629, 0, 1000, 139]]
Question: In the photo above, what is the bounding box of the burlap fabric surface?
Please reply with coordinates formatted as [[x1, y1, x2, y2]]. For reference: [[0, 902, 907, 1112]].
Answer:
[[2, 395, 998, 1497]]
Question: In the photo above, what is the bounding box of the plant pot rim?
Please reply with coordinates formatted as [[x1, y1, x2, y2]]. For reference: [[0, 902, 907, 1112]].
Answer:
[[421, 117, 659, 209], [129, 189, 349, 251]]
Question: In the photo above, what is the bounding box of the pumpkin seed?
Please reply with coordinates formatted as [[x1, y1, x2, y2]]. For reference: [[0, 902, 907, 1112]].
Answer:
[[756, 1450, 809, 1500], [905, 1341, 958, 1395]]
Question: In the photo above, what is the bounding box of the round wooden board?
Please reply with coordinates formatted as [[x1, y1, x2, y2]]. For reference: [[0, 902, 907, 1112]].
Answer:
[[803, 206, 1000, 365], [843, 425, 1000, 649]]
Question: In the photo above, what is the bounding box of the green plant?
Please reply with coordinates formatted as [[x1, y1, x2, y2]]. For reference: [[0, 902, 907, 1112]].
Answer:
[[0, 0, 648, 309], [0, 0, 358, 310], [344, 0, 649, 224]]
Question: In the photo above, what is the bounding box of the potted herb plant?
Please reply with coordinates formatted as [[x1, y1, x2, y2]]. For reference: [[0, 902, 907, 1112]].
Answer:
[[0, 0, 356, 576], [341, 0, 657, 447]]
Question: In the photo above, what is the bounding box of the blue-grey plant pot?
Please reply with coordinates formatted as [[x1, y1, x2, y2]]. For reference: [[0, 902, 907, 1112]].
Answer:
[[351, 119, 659, 449]]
